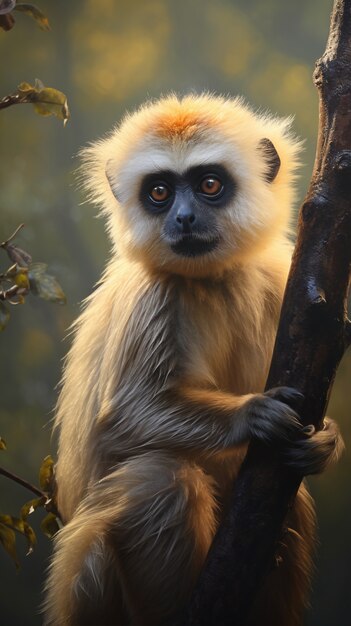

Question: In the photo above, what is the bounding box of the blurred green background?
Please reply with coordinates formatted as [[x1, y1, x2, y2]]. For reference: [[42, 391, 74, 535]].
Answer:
[[0, 0, 350, 624]]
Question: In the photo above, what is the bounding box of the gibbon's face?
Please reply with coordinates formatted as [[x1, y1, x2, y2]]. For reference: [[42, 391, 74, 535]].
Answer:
[[139, 163, 236, 259], [88, 95, 299, 277]]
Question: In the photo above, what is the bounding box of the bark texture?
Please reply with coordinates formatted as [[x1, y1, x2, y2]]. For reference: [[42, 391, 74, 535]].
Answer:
[[185, 1, 351, 624]]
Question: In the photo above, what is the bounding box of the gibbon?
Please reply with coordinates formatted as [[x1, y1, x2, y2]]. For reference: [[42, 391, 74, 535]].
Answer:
[[44, 94, 343, 626]]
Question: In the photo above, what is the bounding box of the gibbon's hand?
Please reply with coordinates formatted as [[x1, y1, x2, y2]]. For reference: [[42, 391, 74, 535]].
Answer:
[[245, 386, 344, 475], [281, 416, 344, 475], [245, 386, 304, 446]]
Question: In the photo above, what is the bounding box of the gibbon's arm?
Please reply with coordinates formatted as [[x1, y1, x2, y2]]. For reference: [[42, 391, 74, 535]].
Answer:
[[97, 383, 341, 475], [78, 266, 339, 471], [98, 385, 305, 458]]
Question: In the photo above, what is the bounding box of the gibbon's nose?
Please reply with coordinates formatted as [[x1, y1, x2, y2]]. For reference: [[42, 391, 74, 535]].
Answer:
[[175, 209, 196, 234]]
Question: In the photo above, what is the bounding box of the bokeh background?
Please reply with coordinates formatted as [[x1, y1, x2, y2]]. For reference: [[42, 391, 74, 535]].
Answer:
[[0, 0, 350, 624]]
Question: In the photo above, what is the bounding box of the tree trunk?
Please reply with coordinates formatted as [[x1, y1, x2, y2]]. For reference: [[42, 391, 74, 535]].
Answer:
[[185, 0, 351, 624]]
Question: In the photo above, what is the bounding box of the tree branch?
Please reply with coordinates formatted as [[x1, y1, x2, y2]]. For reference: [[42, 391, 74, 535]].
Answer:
[[0, 284, 20, 301], [0, 93, 22, 109], [345, 319, 351, 348], [185, 1, 351, 624], [0, 223, 25, 247], [0, 465, 45, 499]]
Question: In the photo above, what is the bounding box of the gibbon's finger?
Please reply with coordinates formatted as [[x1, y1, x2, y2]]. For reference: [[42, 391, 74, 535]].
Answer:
[[281, 417, 344, 475], [265, 386, 305, 412]]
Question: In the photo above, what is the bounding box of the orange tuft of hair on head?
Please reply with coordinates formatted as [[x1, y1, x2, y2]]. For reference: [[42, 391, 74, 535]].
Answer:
[[154, 110, 209, 140]]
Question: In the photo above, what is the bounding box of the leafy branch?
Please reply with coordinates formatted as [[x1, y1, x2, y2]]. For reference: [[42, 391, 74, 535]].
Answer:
[[0, 448, 61, 568], [0, 0, 67, 573], [0, 224, 66, 331], [0, 1, 69, 123], [0, 1, 50, 32], [0, 79, 70, 125]]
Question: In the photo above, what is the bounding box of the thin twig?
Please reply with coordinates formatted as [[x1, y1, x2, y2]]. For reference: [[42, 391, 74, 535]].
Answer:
[[0, 93, 22, 110], [1, 223, 25, 248], [0, 284, 19, 301], [0, 465, 45, 498]]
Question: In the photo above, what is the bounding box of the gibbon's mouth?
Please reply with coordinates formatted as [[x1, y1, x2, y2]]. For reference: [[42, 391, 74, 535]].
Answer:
[[170, 235, 220, 257]]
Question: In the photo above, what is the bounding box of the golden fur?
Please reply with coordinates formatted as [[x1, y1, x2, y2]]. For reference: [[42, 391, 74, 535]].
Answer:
[[44, 94, 343, 626]]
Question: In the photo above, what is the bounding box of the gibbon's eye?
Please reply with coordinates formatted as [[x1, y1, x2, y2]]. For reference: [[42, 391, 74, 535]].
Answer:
[[199, 176, 223, 197], [149, 184, 171, 204]]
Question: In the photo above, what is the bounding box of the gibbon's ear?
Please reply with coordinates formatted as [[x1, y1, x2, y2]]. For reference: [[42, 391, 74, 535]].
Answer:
[[258, 138, 281, 183]]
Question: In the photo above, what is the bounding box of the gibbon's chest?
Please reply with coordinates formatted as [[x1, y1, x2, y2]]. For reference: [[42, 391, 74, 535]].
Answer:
[[173, 276, 270, 395], [105, 267, 275, 403]]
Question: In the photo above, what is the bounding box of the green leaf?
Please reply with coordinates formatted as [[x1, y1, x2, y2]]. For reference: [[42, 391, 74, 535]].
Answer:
[[22, 521, 36, 555], [5, 243, 32, 267], [17, 81, 33, 93], [39, 455, 55, 492], [27, 261, 47, 275], [0, 514, 25, 534], [14, 3, 50, 31], [0, 0, 16, 15], [0, 515, 36, 556], [29, 263, 66, 304], [32, 88, 70, 124], [16, 81, 70, 125], [21, 496, 46, 520], [0, 437, 7, 450], [0, 301, 10, 331], [40, 513, 59, 539], [0, 521, 19, 568], [12, 267, 30, 290]]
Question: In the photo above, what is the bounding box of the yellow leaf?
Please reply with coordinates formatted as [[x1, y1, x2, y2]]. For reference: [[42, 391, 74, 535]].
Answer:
[[14, 270, 30, 290], [0, 522, 19, 569], [0, 515, 37, 557], [32, 102, 52, 117], [23, 521, 37, 555], [15, 81, 70, 125], [14, 3, 50, 31], [0, 514, 25, 534], [18, 81, 35, 93], [0, 437, 7, 450], [29, 264, 67, 304], [32, 87, 70, 124], [10, 294, 25, 306], [40, 513, 59, 539], [21, 496, 46, 520], [39, 455, 55, 492]]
